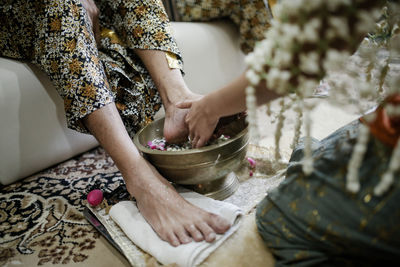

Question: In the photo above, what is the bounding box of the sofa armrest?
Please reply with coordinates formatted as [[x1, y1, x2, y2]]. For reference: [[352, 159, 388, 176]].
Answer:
[[0, 59, 99, 185]]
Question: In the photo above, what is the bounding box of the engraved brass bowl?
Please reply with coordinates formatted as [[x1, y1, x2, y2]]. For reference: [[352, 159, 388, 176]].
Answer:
[[133, 116, 249, 200]]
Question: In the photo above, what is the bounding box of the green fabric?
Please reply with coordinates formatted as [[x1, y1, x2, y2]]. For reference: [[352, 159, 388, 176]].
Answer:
[[256, 120, 400, 266]]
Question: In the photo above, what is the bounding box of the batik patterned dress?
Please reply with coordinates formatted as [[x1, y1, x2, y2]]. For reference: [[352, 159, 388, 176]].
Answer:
[[174, 0, 277, 53], [0, 0, 182, 137]]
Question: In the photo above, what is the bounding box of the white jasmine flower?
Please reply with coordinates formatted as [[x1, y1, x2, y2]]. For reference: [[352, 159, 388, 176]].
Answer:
[[266, 68, 281, 89], [302, 157, 314, 175], [247, 55, 264, 73], [258, 39, 273, 61], [275, 0, 302, 17], [246, 95, 257, 105], [291, 101, 303, 149], [374, 173, 394, 196], [280, 24, 301, 48], [303, 0, 324, 13], [302, 107, 313, 176], [245, 85, 260, 143], [299, 51, 320, 74], [273, 50, 292, 67], [326, 0, 351, 11], [266, 68, 292, 94], [328, 17, 349, 39], [374, 140, 400, 196], [300, 18, 321, 42], [244, 52, 256, 67], [245, 86, 255, 96], [246, 69, 261, 85], [346, 123, 370, 193]]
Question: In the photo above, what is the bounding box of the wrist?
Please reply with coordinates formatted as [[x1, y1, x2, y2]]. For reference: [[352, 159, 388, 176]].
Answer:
[[203, 93, 222, 122]]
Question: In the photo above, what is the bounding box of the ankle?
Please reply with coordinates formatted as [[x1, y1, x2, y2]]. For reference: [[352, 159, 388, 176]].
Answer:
[[164, 88, 193, 108]]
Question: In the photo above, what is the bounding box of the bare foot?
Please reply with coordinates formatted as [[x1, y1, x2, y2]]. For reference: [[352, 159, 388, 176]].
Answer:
[[126, 158, 231, 246], [163, 93, 202, 144]]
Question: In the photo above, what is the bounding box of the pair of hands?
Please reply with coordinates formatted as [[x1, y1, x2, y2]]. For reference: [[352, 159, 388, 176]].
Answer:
[[177, 97, 220, 149]]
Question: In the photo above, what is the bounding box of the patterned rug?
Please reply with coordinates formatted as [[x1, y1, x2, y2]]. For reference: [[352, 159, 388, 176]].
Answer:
[[0, 144, 283, 267], [0, 148, 131, 267]]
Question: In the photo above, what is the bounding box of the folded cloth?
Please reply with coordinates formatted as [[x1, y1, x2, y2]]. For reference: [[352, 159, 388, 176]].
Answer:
[[109, 190, 243, 267]]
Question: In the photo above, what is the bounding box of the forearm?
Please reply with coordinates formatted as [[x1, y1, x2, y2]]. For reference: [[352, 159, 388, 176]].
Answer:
[[206, 72, 282, 119]]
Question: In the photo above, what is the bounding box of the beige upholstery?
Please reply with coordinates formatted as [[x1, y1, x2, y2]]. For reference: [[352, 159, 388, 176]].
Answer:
[[0, 21, 245, 185]]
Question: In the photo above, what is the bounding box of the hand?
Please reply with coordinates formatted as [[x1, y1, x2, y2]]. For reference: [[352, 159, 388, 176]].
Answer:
[[176, 97, 219, 148], [80, 0, 100, 45]]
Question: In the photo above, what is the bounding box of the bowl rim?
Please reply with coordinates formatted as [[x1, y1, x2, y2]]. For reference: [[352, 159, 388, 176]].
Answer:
[[133, 117, 249, 156]]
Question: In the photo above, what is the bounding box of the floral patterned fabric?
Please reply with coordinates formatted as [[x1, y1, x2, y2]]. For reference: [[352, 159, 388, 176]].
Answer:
[[0, 0, 182, 137], [174, 0, 276, 54], [256, 120, 400, 266]]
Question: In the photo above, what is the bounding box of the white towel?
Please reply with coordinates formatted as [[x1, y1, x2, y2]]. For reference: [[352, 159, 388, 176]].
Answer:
[[109, 190, 243, 267]]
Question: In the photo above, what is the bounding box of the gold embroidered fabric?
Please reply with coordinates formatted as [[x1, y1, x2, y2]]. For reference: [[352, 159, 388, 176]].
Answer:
[[165, 51, 181, 69]]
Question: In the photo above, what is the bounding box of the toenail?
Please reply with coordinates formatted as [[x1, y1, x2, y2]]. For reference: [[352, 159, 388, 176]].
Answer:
[[207, 232, 216, 241]]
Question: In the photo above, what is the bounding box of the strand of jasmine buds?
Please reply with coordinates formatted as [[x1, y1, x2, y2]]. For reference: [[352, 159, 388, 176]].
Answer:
[[266, 102, 272, 117], [373, 42, 400, 195], [347, 18, 399, 194], [378, 55, 390, 93], [302, 102, 313, 175], [274, 98, 287, 161], [346, 123, 370, 193], [374, 141, 400, 196], [245, 85, 260, 144], [291, 99, 303, 150], [344, 59, 381, 194]]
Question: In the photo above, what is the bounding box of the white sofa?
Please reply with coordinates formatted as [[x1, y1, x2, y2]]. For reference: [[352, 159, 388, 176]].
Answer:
[[0, 21, 245, 185]]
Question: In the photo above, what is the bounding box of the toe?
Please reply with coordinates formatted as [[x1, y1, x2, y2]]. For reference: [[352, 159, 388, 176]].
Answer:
[[166, 232, 181, 247], [185, 224, 204, 242], [208, 213, 231, 234], [175, 227, 192, 244], [197, 222, 216, 243]]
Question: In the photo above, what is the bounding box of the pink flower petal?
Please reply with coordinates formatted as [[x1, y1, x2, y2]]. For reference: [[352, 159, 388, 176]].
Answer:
[[247, 157, 256, 167]]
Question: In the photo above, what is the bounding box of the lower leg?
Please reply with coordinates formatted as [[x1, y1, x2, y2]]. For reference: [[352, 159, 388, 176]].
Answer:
[[83, 103, 230, 246]]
